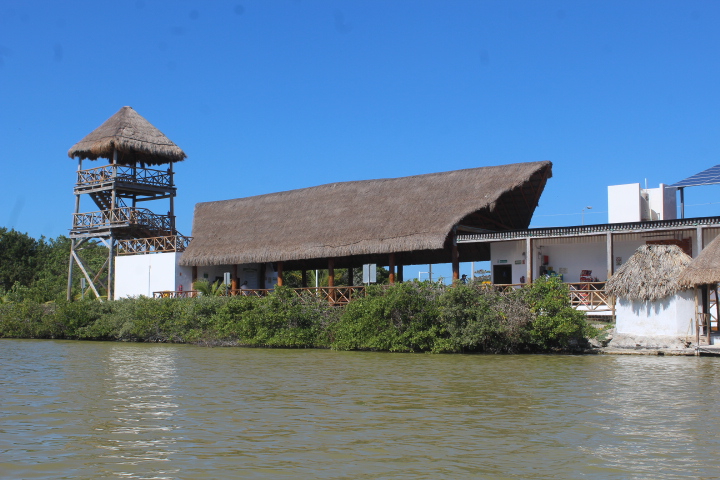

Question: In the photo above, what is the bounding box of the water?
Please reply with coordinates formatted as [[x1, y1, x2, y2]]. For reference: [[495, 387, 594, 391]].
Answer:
[[2, 340, 720, 479]]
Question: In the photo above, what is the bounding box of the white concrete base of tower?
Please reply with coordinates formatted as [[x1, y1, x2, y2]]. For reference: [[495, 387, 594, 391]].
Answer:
[[114, 252, 193, 299]]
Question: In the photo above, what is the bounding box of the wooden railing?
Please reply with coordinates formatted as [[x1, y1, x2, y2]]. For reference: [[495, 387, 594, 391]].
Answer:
[[153, 286, 365, 305], [566, 282, 614, 312], [152, 282, 614, 312], [117, 235, 192, 255], [73, 207, 172, 233], [77, 165, 172, 189]]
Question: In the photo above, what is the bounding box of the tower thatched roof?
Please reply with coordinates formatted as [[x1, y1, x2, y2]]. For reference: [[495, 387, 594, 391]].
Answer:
[[678, 234, 720, 287], [180, 161, 552, 268], [68, 106, 186, 166], [605, 245, 693, 302]]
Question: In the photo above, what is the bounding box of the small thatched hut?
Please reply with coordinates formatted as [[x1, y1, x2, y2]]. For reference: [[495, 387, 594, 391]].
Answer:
[[68, 106, 186, 166], [678, 234, 720, 288], [180, 161, 552, 286], [606, 244, 695, 337]]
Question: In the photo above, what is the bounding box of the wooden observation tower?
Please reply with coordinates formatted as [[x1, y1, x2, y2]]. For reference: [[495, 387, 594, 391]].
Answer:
[[67, 106, 189, 300]]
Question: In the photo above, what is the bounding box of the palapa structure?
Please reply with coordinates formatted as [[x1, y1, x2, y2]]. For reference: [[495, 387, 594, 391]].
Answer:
[[180, 161, 552, 285], [68, 106, 186, 166], [606, 244, 695, 337], [678, 234, 720, 288], [606, 245, 693, 302], [67, 107, 188, 301]]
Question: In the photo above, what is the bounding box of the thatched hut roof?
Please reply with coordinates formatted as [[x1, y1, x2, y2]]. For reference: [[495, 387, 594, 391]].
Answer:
[[678, 234, 720, 287], [180, 161, 552, 269], [605, 245, 693, 302], [68, 106, 186, 166]]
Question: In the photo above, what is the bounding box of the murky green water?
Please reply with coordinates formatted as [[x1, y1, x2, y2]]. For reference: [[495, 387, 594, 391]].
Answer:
[[2, 340, 720, 479]]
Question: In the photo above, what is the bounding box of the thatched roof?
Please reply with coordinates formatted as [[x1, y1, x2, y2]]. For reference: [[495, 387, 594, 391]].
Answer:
[[606, 245, 693, 302], [180, 161, 552, 269], [68, 106, 186, 166], [678, 234, 720, 287]]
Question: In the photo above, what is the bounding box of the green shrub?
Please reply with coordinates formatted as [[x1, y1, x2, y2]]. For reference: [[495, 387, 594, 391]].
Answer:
[[332, 282, 445, 352], [521, 276, 596, 350]]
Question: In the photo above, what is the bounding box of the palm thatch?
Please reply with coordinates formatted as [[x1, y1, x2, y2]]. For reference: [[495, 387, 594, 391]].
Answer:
[[180, 161, 552, 268], [678, 234, 720, 287], [68, 106, 186, 166], [605, 245, 693, 302]]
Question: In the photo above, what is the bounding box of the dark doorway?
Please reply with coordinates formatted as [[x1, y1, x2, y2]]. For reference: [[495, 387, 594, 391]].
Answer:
[[493, 264, 512, 284]]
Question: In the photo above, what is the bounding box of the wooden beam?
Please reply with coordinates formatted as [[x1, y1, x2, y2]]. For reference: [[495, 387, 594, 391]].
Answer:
[[473, 213, 514, 231], [328, 258, 335, 287], [397, 264, 404, 283], [232, 264, 238, 290], [347, 267, 353, 286], [72, 250, 102, 299]]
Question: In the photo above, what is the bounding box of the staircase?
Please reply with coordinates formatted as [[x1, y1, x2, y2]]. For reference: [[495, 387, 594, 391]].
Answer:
[[89, 191, 126, 211]]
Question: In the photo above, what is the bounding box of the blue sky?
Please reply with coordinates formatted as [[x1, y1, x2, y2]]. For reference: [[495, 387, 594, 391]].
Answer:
[[2, 1, 720, 281]]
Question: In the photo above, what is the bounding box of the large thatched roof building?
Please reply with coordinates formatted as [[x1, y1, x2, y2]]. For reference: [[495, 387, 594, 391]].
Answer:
[[180, 161, 552, 271], [68, 106, 186, 166], [678, 234, 720, 288]]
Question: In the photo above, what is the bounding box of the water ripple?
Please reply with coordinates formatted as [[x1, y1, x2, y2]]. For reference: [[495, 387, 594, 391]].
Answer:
[[2, 340, 720, 479]]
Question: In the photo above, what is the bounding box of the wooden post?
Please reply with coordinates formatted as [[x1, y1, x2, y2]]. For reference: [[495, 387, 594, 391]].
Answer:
[[277, 262, 284, 287], [107, 237, 115, 300], [347, 267, 353, 286], [702, 284, 710, 344], [301, 269, 308, 288], [67, 238, 76, 301], [389, 253, 396, 284], [260, 263, 267, 289], [328, 258, 335, 303], [111, 149, 117, 210], [231, 264, 238, 290], [715, 284, 720, 334], [526, 238, 533, 283], [697, 226, 704, 257], [169, 162, 175, 233], [328, 258, 335, 287], [451, 230, 460, 282], [192, 266, 198, 288], [606, 232, 614, 280], [397, 264, 404, 283]]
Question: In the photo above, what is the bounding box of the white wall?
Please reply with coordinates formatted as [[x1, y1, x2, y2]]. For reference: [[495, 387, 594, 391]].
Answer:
[[608, 184, 642, 223], [615, 290, 696, 336], [608, 183, 677, 223], [646, 184, 677, 221], [490, 241, 527, 283], [488, 232, 699, 284], [537, 242, 607, 282], [114, 252, 193, 299]]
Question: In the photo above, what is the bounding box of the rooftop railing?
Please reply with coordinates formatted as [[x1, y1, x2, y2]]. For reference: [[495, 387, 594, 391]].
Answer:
[[457, 216, 720, 242]]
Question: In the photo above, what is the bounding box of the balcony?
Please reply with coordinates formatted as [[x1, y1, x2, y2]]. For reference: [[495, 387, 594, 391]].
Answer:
[[71, 207, 173, 239], [74, 164, 175, 197]]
